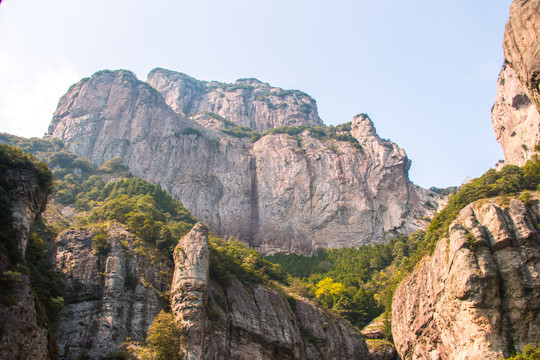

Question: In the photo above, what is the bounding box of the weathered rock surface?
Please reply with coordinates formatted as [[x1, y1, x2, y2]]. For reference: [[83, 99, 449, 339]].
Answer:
[[392, 195, 540, 359], [492, 63, 540, 166], [171, 223, 209, 360], [172, 224, 371, 360], [54, 226, 171, 359], [0, 169, 51, 360], [147, 68, 324, 131], [503, 0, 540, 112], [47, 70, 441, 255], [493, 0, 540, 165]]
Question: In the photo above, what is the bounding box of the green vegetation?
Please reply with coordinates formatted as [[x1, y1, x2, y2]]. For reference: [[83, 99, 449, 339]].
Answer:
[[263, 123, 363, 150], [266, 236, 413, 329], [181, 127, 202, 137], [268, 155, 540, 333], [209, 235, 287, 286], [505, 344, 540, 360], [0, 143, 53, 194], [135, 310, 184, 360], [219, 125, 261, 142]]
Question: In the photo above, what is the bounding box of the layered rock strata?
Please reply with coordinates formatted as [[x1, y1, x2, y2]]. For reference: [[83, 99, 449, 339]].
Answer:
[[54, 226, 170, 359], [392, 195, 540, 359], [47, 70, 441, 255], [0, 169, 51, 360], [173, 224, 371, 360], [492, 0, 540, 165]]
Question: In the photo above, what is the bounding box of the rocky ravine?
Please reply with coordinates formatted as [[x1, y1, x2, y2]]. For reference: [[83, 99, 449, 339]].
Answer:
[[171, 223, 371, 360], [47, 69, 441, 255], [0, 168, 51, 360], [492, 0, 540, 166], [392, 195, 540, 359]]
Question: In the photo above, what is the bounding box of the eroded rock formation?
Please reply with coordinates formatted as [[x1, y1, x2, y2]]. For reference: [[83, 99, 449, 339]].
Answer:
[[492, 63, 540, 166], [492, 0, 540, 165], [54, 226, 171, 359], [172, 224, 371, 360], [392, 195, 540, 359], [47, 69, 441, 255]]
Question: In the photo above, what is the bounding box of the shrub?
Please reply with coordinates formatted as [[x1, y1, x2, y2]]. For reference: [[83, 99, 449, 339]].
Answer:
[[143, 311, 183, 360]]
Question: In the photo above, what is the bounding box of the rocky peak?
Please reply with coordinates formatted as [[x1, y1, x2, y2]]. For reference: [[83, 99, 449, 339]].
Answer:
[[147, 67, 324, 131], [351, 113, 377, 139]]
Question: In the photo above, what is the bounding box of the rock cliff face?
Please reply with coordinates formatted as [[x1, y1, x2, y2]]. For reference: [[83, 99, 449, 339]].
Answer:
[[492, 63, 540, 166], [147, 68, 323, 131], [391, 195, 540, 359], [54, 226, 171, 359], [0, 169, 51, 360], [173, 224, 371, 360], [504, 0, 540, 112], [492, 0, 540, 165], [47, 69, 441, 255]]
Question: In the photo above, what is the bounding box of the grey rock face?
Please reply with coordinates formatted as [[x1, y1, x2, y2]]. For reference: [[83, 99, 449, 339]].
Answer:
[[391, 195, 540, 360], [147, 68, 324, 131], [0, 169, 50, 360], [172, 224, 371, 360], [492, 63, 540, 166], [54, 226, 170, 359], [47, 70, 441, 255]]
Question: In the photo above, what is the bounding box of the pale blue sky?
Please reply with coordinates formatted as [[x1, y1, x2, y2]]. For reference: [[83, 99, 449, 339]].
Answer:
[[0, 0, 513, 188]]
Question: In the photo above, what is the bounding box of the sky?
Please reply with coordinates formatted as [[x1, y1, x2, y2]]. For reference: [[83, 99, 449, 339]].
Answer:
[[0, 0, 513, 188]]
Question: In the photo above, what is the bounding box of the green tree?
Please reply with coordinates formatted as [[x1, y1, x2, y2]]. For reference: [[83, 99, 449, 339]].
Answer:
[[144, 311, 183, 360]]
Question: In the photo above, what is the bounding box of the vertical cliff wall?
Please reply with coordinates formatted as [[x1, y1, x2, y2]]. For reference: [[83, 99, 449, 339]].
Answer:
[[53, 226, 171, 359], [392, 195, 540, 359], [0, 162, 52, 359], [492, 0, 540, 165], [47, 69, 441, 255]]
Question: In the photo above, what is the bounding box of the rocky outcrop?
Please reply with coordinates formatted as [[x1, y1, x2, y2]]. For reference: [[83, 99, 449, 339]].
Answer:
[[171, 223, 209, 360], [0, 168, 51, 360], [54, 226, 171, 359], [492, 0, 540, 165], [391, 194, 540, 359], [47, 70, 441, 255], [503, 0, 540, 112], [147, 68, 323, 131], [492, 63, 540, 166], [172, 224, 371, 360]]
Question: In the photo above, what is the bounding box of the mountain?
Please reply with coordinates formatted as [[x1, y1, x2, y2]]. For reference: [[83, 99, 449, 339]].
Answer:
[[0, 136, 371, 359], [47, 68, 442, 255]]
